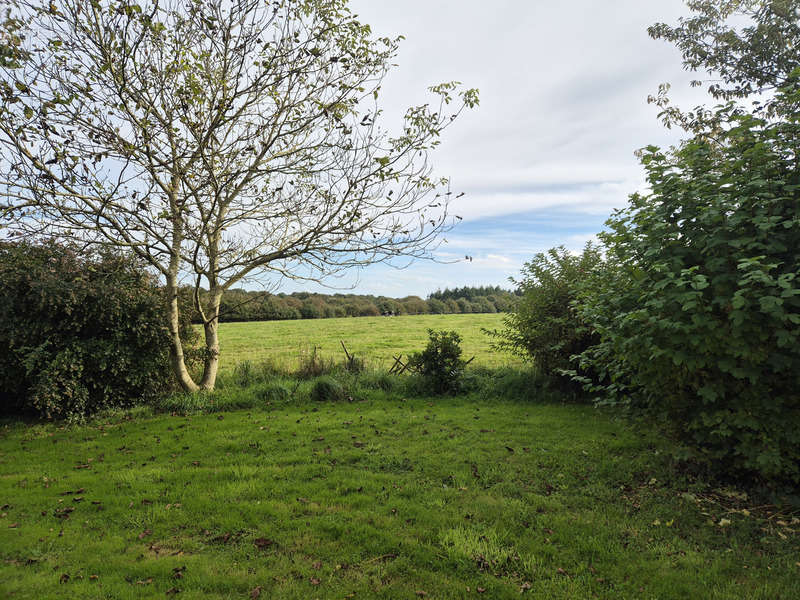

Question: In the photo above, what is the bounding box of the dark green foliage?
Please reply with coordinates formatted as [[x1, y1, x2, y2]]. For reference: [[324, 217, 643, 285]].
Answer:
[[310, 376, 346, 402], [407, 329, 466, 395], [558, 0, 800, 488], [490, 245, 602, 381], [575, 104, 800, 485], [192, 286, 514, 323], [429, 285, 513, 302], [0, 241, 185, 420]]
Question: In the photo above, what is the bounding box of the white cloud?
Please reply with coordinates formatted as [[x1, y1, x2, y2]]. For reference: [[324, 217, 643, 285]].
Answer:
[[268, 0, 715, 296]]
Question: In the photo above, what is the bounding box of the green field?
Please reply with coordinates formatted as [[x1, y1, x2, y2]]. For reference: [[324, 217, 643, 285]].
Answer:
[[2, 392, 797, 599], [215, 313, 514, 373], [3, 315, 797, 599]]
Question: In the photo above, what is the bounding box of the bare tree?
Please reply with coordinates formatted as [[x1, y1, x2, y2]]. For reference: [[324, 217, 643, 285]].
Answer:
[[0, 0, 478, 391]]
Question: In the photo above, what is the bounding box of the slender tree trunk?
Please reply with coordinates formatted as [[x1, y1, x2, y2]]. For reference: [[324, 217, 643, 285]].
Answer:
[[199, 289, 223, 390], [166, 275, 200, 393], [166, 198, 199, 393]]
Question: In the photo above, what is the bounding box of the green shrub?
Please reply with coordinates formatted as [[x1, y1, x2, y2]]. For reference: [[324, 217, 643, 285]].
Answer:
[[489, 244, 602, 384], [255, 383, 291, 404], [310, 376, 346, 402], [0, 242, 190, 420], [407, 329, 466, 395], [575, 108, 800, 485]]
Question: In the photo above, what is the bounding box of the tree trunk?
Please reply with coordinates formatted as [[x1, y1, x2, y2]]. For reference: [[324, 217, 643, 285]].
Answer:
[[166, 277, 200, 393], [199, 289, 223, 390]]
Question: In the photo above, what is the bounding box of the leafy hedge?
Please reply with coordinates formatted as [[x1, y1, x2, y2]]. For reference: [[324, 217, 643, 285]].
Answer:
[[0, 242, 188, 420], [575, 108, 800, 485]]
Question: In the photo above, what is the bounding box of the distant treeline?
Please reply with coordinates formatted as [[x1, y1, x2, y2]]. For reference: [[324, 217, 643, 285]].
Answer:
[[185, 286, 517, 323]]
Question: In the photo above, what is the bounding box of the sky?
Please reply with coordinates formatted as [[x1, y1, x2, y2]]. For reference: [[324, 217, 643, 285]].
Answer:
[[277, 0, 711, 298]]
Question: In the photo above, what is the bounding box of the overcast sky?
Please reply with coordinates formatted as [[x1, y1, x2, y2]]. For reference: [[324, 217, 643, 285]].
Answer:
[[277, 0, 709, 297]]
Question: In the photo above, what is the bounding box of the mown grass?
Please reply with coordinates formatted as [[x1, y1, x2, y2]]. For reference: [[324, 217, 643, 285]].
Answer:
[[2, 382, 797, 599], [213, 313, 513, 373]]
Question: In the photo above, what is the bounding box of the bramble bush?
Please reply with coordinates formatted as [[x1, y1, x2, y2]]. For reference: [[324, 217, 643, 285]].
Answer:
[[0, 241, 194, 420]]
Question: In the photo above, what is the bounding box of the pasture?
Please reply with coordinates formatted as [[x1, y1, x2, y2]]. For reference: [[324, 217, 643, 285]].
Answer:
[[213, 313, 514, 373]]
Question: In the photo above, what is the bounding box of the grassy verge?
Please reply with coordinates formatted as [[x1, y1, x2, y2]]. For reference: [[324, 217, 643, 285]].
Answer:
[[211, 313, 514, 373], [1, 380, 797, 599]]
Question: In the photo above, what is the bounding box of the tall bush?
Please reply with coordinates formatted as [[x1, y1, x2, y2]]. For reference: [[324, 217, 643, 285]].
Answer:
[[490, 244, 602, 380], [0, 242, 192, 419], [575, 105, 800, 484], [408, 329, 466, 395]]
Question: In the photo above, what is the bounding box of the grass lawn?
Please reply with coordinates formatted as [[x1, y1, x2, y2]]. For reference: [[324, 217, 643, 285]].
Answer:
[[1, 391, 797, 599], [213, 313, 514, 373]]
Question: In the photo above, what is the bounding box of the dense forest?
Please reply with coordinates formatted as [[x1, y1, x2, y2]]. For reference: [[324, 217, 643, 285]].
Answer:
[[185, 286, 516, 323]]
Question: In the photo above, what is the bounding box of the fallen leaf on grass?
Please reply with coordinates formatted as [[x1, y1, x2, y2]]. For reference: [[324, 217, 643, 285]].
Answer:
[[253, 537, 273, 550], [89, 575, 98, 581], [138, 529, 152, 539], [166, 587, 181, 595], [54, 507, 74, 519], [520, 582, 532, 592], [477, 587, 486, 593], [136, 578, 153, 585], [312, 561, 322, 570], [8, 522, 19, 528], [556, 567, 568, 576], [310, 577, 320, 585], [250, 586, 262, 599]]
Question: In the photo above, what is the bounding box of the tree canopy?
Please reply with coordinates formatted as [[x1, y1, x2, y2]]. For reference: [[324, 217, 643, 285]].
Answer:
[[0, 0, 478, 391]]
